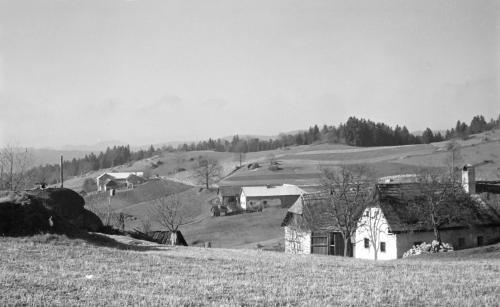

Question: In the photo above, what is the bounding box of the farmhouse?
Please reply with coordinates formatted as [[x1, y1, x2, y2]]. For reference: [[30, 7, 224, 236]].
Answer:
[[355, 177, 500, 260], [240, 184, 306, 211], [283, 166, 500, 259], [96, 172, 144, 191]]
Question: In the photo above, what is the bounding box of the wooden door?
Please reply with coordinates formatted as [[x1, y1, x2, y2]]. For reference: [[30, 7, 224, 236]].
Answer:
[[311, 233, 328, 255]]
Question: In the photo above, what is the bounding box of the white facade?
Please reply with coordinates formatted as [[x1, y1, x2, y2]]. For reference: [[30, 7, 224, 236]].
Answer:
[[355, 207, 398, 260], [240, 184, 305, 210]]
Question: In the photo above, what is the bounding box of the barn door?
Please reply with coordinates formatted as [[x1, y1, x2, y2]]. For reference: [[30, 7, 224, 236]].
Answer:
[[311, 232, 328, 255]]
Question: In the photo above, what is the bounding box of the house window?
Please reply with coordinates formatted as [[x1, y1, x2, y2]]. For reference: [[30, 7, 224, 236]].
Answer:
[[364, 238, 369, 249], [477, 236, 484, 246], [380, 242, 386, 253], [458, 237, 465, 248]]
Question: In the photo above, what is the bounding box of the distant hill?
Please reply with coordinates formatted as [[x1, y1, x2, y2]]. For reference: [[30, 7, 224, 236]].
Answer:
[[29, 148, 92, 167]]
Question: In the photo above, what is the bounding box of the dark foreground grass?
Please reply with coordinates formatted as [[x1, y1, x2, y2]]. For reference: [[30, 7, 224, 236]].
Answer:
[[1, 235, 499, 306]]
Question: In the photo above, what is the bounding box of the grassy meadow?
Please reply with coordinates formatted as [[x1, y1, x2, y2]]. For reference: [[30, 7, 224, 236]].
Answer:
[[1, 235, 499, 306]]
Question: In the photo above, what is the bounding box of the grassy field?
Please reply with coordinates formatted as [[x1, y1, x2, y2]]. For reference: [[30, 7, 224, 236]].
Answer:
[[1, 235, 499, 306]]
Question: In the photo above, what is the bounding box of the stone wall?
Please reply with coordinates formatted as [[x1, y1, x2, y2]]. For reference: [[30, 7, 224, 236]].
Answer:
[[284, 226, 311, 254]]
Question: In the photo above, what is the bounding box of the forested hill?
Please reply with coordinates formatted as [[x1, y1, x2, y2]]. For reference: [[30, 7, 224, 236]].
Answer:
[[20, 114, 500, 187], [178, 114, 500, 152]]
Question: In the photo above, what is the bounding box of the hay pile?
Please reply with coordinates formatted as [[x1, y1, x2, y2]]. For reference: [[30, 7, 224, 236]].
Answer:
[[0, 188, 103, 236]]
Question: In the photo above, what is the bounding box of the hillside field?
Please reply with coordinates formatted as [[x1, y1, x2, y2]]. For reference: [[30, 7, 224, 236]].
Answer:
[[68, 130, 500, 249], [1, 235, 499, 306]]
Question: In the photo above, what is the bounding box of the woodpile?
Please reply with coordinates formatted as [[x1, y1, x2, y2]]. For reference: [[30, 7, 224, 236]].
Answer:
[[403, 240, 454, 258]]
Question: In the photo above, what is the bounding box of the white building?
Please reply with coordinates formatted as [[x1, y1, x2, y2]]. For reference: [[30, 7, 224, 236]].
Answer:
[[240, 184, 306, 211]]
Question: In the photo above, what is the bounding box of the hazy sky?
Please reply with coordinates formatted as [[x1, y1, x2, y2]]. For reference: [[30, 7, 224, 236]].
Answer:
[[0, 0, 498, 148]]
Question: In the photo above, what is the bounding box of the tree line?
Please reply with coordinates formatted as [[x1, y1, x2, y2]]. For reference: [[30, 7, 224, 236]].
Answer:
[[178, 114, 500, 152], [6, 113, 499, 189], [22, 145, 161, 187]]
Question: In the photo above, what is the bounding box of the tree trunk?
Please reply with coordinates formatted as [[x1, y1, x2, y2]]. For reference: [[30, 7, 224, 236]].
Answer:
[[344, 237, 349, 257], [433, 227, 441, 243]]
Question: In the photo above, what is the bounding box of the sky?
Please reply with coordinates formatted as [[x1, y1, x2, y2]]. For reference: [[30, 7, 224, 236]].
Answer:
[[0, 0, 498, 148]]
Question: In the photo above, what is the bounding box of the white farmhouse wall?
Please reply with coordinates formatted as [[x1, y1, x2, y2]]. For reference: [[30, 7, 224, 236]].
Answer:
[[355, 207, 397, 260], [240, 192, 247, 210], [284, 226, 311, 254]]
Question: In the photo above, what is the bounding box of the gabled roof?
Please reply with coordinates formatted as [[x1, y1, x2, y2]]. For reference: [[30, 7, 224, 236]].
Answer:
[[104, 179, 118, 187], [282, 192, 345, 231], [375, 183, 500, 232], [218, 186, 242, 197], [242, 184, 306, 198]]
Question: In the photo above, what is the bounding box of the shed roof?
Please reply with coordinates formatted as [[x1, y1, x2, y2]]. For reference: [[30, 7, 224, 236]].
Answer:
[[242, 184, 306, 198]]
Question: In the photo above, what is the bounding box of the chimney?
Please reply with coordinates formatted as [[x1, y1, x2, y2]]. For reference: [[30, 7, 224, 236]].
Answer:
[[462, 164, 476, 194]]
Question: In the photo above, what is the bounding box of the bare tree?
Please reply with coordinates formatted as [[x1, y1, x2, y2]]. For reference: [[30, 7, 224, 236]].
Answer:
[[0, 144, 33, 191], [318, 164, 375, 256], [357, 206, 387, 260], [150, 194, 188, 232], [193, 157, 221, 189], [403, 170, 474, 243]]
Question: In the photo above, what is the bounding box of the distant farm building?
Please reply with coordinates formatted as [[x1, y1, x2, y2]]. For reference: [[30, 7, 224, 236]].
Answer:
[[217, 186, 242, 210], [240, 184, 306, 211], [96, 172, 144, 191], [283, 166, 500, 259]]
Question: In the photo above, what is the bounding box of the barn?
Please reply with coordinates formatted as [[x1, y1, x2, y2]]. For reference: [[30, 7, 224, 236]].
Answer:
[[240, 184, 306, 211], [281, 193, 352, 256]]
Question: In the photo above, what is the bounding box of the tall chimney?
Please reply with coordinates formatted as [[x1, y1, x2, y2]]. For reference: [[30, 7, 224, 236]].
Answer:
[[462, 164, 475, 194], [60, 155, 64, 188]]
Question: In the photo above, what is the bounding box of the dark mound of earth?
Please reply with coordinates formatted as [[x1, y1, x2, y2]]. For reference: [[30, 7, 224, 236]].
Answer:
[[0, 188, 103, 236]]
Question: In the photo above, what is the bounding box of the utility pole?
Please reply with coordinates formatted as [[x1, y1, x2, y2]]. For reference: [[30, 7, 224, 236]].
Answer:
[[60, 155, 64, 188]]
